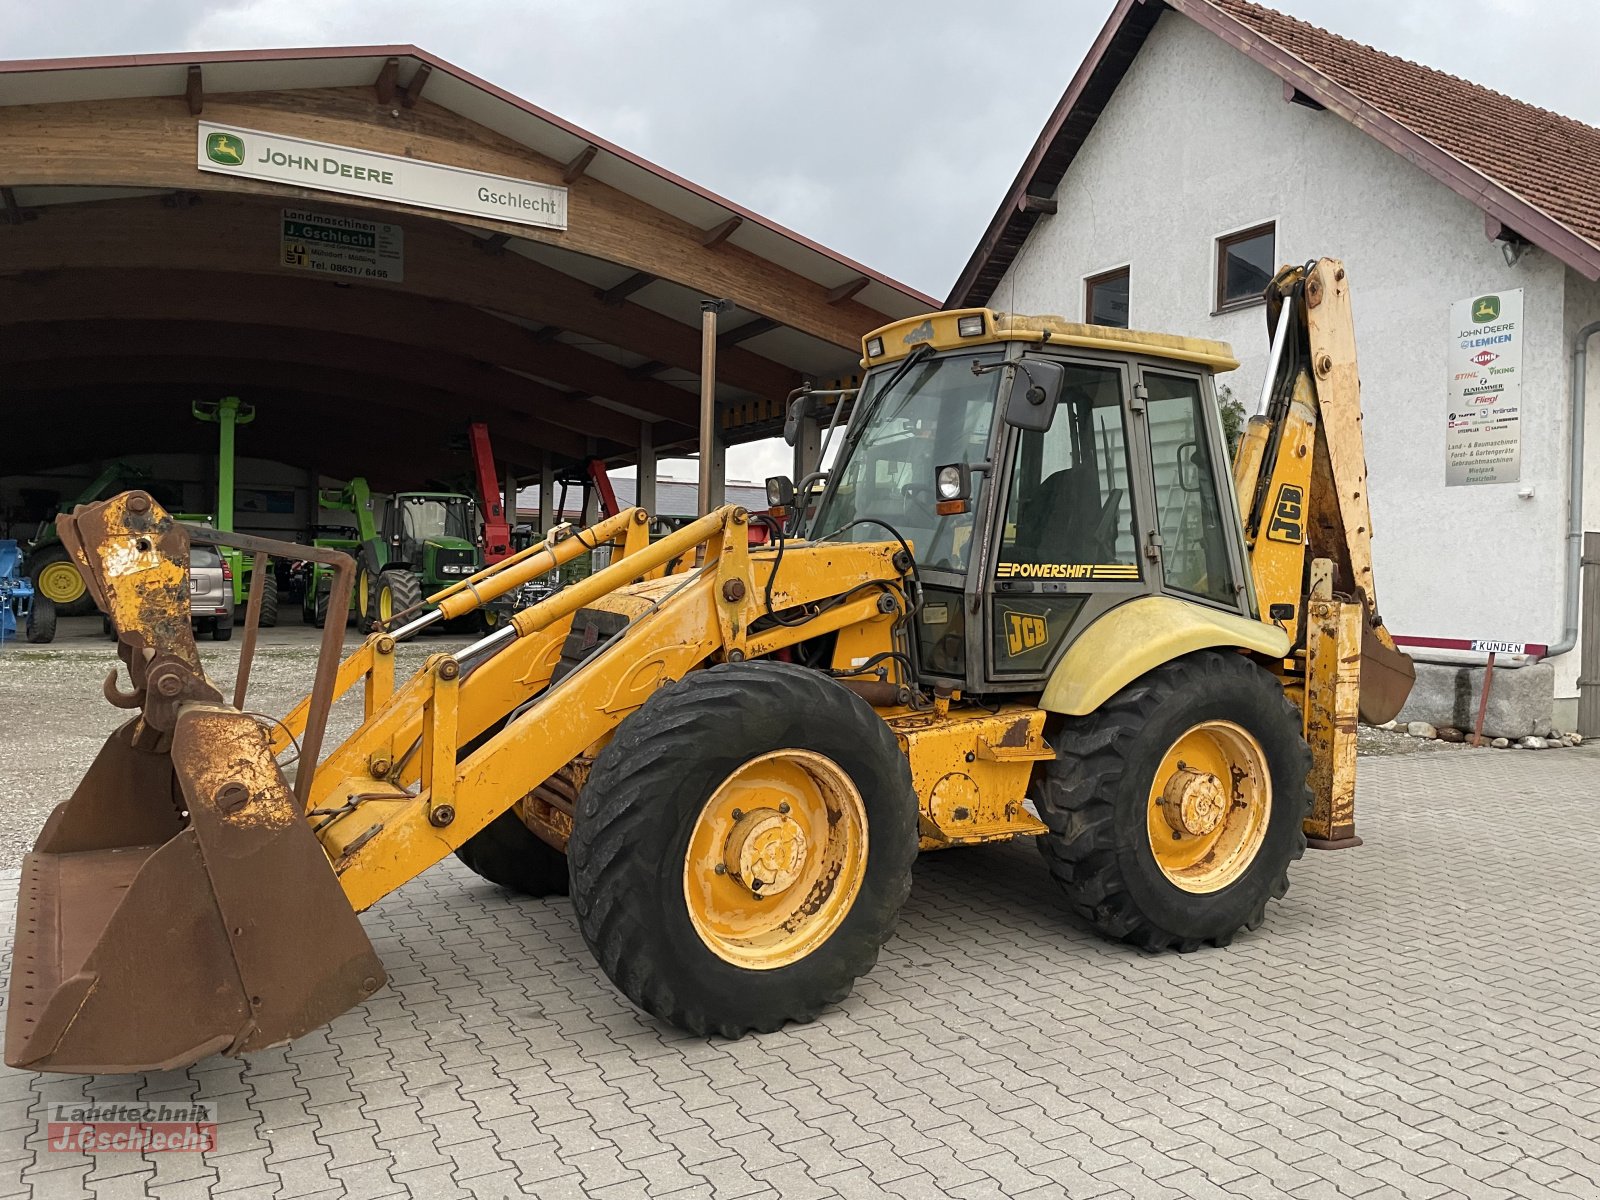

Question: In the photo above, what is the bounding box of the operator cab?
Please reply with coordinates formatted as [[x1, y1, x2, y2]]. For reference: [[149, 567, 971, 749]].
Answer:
[[802, 309, 1251, 695], [385, 492, 478, 577]]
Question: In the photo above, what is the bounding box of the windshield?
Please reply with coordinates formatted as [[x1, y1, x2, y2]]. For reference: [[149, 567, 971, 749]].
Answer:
[[400, 496, 472, 542], [810, 352, 999, 571]]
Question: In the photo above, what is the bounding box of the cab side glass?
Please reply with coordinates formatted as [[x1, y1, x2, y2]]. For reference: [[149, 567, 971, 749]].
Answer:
[[1144, 373, 1238, 606]]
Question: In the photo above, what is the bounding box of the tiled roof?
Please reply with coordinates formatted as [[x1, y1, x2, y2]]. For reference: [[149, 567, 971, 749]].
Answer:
[[947, 0, 1600, 306], [1211, 0, 1600, 255]]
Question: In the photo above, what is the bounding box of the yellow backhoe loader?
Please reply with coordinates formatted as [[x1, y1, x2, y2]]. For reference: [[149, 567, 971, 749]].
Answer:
[[7, 258, 1411, 1074]]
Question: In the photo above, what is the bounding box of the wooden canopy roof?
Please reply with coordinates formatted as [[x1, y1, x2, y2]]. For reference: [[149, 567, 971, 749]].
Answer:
[[0, 46, 934, 487]]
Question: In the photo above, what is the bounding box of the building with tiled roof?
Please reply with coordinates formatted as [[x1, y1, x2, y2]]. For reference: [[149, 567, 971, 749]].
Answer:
[[949, 0, 1600, 730]]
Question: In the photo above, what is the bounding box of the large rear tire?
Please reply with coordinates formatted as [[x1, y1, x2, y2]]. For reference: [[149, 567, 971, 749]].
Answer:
[[569, 662, 918, 1038], [24, 596, 56, 643], [377, 569, 423, 630], [29, 544, 93, 616], [455, 808, 570, 896], [1033, 649, 1311, 953]]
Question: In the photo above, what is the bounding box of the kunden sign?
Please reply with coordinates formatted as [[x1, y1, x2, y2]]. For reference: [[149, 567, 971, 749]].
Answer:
[[1444, 288, 1522, 487], [197, 123, 567, 231]]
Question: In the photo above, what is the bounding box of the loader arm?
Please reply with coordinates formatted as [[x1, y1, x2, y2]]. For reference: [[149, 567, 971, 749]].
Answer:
[[9, 493, 914, 1072]]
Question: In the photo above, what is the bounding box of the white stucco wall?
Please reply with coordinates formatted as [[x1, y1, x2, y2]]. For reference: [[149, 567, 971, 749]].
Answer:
[[987, 11, 1598, 699]]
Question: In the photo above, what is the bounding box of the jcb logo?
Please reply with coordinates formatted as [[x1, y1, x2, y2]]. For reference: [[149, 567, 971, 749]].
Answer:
[[1266, 483, 1305, 544], [1004, 611, 1048, 657]]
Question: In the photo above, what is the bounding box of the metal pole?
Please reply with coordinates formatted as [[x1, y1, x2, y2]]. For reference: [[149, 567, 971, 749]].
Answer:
[[1472, 652, 1496, 747], [699, 299, 729, 516]]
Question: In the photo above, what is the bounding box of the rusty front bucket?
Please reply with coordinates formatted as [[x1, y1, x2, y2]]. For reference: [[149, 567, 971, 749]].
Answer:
[[7, 708, 385, 1074]]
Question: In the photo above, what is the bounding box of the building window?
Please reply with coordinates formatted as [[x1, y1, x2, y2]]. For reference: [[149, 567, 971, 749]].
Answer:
[[1215, 223, 1275, 312], [1084, 267, 1130, 328]]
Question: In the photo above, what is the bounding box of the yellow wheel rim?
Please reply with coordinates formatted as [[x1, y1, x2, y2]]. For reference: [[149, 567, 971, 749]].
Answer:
[[1146, 720, 1271, 894], [358, 572, 370, 616], [684, 749, 868, 970], [36, 560, 85, 604], [378, 584, 393, 624]]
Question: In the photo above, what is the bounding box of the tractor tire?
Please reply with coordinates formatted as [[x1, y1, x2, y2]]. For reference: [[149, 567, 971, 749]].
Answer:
[[29, 544, 93, 616], [356, 563, 380, 634], [377, 569, 423, 631], [568, 662, 918, 1038], [454, 808, 570, 897], [256, 570, 279, 628], [479, 606, 506, 635], [1033, 649, 1311, 953], [312, 578, 332, 628], [24, 596, 57, 643]]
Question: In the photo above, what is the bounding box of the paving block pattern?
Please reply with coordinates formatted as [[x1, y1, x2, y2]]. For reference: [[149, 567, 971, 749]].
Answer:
[[0, 748, 1597, 1198]]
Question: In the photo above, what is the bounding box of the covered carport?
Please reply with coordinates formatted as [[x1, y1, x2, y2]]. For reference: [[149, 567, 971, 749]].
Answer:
[[0, 45, 932, 552]]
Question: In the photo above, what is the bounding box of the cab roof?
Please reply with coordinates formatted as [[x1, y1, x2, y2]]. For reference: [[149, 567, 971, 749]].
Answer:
[[861, 308, 1240, 372]]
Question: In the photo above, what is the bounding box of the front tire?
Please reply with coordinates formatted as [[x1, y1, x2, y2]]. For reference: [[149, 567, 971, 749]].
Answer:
[[568, 663, 917, 1038], [1034, 650, 1311, 952], [377, 569, 423, 630], [24, 596, 56, 643]]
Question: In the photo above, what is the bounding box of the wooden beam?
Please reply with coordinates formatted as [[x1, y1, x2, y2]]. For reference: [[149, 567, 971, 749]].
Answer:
[[401, 62, 432, 108], [718, 316, 778, 347], [0, 385, 559, 481], [1, 355, 592, 464], [562, 143, 599, 184], [626, 359, 666, 380], [1018, 193, 1058, 215], [185, 65, 203, 116], [597, 271, 656, 306], [530, 325, 562, 343], [700, 215, 743, 248], [0, 188, 22, 226], [0, 195, 802, 402], [0, 318, 641, 444], [0, 91, 905, 348], [825, 276, 869, 305], [0, 267, 706, 428], [375, 57, 399, 106], [477, 232, 511, 256]]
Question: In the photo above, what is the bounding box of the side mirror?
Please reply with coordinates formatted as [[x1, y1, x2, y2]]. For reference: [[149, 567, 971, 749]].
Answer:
[[1001, 359, 1065, 432], [783, 394, 817, 446]]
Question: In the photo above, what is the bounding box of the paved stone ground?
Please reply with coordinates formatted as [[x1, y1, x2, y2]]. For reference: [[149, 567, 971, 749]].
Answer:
[[0, 747, 1596, 1199]]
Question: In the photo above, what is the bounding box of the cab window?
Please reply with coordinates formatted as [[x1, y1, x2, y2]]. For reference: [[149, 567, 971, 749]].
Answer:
[[998, 363, 1138, 572], [1144, 372, 1237, 606]]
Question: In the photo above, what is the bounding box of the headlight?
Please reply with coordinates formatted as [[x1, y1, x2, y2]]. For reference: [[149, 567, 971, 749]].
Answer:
[[956, 314, 985, 337], [865, 336, 884, 358]]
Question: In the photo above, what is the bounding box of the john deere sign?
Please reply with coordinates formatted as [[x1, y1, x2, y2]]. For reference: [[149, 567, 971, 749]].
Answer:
[[197, 122, 567, 231]]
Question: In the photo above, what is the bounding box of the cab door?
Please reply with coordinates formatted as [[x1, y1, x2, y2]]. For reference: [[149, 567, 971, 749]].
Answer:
[[978, 356, 1150, 687], [1131, 366, 1251, 617]]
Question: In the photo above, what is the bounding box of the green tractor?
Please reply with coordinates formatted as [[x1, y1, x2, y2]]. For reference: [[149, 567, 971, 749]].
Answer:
[[305, 477, 504, 633], [25, 459, 151, 615]]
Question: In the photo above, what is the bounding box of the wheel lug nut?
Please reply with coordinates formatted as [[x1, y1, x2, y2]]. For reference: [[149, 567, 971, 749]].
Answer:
[[778, 802, 790, 814], [731, 808, 743, 821], [714, 863, 727, 875]]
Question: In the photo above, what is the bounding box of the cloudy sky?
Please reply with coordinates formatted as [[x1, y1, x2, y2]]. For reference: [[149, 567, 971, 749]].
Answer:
[[5, 0, 1593, 480]]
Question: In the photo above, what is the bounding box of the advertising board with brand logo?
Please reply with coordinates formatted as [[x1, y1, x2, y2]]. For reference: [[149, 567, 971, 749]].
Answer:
[[198, 123, 567, 231], [1445, 288, 1522, 486], [281, 208, 404, 281]]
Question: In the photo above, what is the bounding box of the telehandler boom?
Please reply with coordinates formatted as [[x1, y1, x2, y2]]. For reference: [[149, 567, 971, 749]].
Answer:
[[8, 259, 1410, 1073]]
